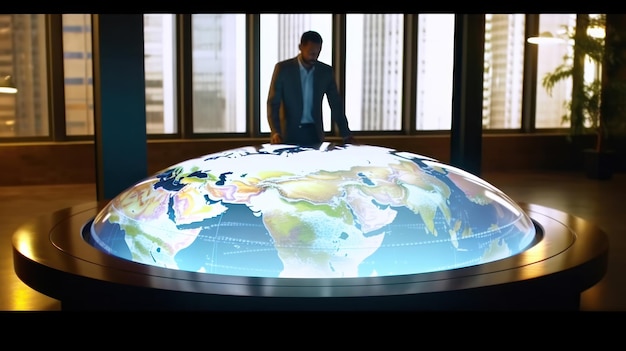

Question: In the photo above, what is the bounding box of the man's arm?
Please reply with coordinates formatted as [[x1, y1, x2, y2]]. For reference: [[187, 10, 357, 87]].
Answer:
[[267, 62, 283, 143], [324, 68, 354, 143]]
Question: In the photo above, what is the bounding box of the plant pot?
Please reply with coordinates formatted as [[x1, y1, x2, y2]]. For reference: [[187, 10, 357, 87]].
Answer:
[[583, 149, 614, 180]]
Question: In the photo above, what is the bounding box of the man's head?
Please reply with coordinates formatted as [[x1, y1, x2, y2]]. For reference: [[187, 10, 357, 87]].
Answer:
[[299, 31, 323, 68]]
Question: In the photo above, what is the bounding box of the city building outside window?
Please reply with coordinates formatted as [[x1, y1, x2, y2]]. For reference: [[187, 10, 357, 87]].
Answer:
[[63, 14, 93, 136], [192, 14, 246, 134], [345, 13, 404, 131], [415, 14, 455, 131], [482, 14, 525, 130], [0, 14, 48, 138], [144, 14, 177, 134], [534, 14, 577, 129]]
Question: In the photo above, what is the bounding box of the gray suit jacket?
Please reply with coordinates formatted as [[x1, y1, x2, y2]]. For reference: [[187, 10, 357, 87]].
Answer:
[[267, 57, 352, 144]]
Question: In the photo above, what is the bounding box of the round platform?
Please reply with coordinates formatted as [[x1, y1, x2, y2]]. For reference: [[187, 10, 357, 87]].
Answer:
[[12, 202, 608, 310]]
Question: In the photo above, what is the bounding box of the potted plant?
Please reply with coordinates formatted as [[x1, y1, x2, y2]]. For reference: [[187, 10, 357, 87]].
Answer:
[[541, 14, 626, 180]]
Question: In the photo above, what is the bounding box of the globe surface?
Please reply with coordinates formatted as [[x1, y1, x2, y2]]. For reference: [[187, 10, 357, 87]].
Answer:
[[88, 143, 536, 279]]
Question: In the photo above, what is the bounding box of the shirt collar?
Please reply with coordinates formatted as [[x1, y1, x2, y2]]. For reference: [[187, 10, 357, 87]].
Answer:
[[297, 55, 315, 73]]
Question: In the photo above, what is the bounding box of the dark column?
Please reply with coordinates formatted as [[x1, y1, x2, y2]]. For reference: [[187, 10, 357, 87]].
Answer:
[[450, 14, 485, 176], [571, 14, 589, 138], [92, 14, 147, 201], [602, 14, 626, 152]]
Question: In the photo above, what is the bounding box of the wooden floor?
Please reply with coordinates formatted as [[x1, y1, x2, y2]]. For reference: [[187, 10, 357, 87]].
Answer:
[[1, 171, 624, 311]]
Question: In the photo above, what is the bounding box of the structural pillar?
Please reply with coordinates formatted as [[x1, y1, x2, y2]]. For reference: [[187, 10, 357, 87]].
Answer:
[[92, 14, 147, 201], [451, 14, 485, 176]]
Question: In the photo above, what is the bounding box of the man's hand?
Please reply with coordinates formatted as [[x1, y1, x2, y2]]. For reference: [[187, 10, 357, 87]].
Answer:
[[270, 133, 283, 144], [342, 135, 356, 144]]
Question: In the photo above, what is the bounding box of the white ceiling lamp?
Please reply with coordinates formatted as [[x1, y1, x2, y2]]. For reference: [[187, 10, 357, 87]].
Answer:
[[0, 75, 17, 94], [527, 31, 567, 45]]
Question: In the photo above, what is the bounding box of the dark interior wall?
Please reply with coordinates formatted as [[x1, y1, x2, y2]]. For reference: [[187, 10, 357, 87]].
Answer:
[[0, 133, 608, 187], [0, 142, 96, 185]]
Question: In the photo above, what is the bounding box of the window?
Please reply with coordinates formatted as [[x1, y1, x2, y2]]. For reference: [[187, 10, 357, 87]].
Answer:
[[415, 14, 455, 131], [482, 14, 525, 130], [63, 14, 93, 136], [0, 14, 602, 143], [144, 14, 177, 134], [345, 14, 404, 131], [534, 14, 576, 129], [191, 14, 246, 134], [62, 14, 179, 136], [0, 14, 48, 137], [259, 13, 333, 133]]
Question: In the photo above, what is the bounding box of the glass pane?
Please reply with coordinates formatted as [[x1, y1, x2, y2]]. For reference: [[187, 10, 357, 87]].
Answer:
[[483, 14, 525, 130], [64, 14, 177, 136], [416, 14, 455, 130], [534, 14, 575, 129], [63, 14, 93, 136], [260, 13, 333, 134], [191, 14, 246, 134], [0, 14, 48, 137], [144, 14, 177, 134], [345, 14, 404, 131]]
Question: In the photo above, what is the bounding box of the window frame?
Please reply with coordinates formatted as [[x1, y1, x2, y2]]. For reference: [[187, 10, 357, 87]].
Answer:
[[0, 13, 578, 144]]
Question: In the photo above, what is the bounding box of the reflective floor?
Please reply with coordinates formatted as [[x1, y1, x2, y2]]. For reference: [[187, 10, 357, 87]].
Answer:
[[1, 171, 624, 311]]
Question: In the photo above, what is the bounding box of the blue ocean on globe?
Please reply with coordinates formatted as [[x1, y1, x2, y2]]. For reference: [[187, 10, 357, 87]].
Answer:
[[88, 143, 537, 279]]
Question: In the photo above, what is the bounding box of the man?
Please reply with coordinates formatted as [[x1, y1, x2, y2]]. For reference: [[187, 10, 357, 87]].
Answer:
[[267, 30, 355, 148]]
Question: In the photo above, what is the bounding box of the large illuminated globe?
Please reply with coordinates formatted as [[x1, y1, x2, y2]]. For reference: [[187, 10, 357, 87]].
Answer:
[[88, 143, 536, 279]]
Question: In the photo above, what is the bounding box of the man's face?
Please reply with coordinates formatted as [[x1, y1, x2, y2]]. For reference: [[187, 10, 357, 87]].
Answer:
[[299, 41, 322, 66]]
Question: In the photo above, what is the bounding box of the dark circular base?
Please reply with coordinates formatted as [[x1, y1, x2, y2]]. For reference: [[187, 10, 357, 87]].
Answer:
[[12, 202, 608, 310]]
